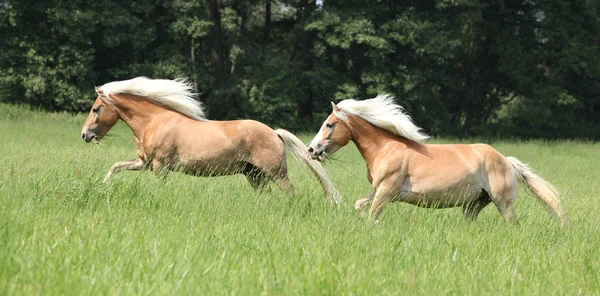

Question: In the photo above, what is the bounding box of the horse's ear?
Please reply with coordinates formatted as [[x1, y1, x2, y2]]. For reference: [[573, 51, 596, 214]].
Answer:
[[331, 102, 342, 112], [95, 87, 108, 100], [95, 87, 104, 96]]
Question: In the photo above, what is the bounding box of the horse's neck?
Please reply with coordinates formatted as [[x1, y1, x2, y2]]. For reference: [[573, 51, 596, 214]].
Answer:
[[349, 116, 408, 167], [112, 94, 172, 139]]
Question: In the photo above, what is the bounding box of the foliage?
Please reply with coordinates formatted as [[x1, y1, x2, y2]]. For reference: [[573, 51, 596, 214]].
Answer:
[[0, 0, 598, 137]]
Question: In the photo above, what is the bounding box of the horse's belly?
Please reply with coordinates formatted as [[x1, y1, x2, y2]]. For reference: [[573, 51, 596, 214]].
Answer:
[[395, 170, 486, 208], [175, 158, 245, 177], [396, 183, 483, 208]]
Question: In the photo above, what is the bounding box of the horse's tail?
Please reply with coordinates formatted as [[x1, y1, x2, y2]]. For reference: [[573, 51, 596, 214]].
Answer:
[[275, 129, 342, 205], [506, 156, 567, 228]]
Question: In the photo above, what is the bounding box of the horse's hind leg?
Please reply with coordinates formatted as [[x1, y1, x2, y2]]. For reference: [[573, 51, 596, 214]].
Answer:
[[104, 157, 146, 183], [247, 145, 295, 194], [488, 176, 519, 224], [494, 192, 517, 223], [243, 162, 270, 190], [462, 190, 492, 221], [243, 162, 295, 194]]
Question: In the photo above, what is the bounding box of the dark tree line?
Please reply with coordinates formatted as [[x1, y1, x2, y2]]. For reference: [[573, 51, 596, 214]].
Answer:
[[1, 0, 599, 138]]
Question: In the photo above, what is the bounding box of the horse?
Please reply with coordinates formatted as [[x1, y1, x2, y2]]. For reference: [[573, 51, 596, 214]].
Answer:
[[307, 94, 566, 227], [80, 77, 341, 204]]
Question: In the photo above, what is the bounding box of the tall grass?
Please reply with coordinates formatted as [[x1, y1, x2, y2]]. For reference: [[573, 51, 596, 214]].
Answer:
[[1, 104, 598, 295]]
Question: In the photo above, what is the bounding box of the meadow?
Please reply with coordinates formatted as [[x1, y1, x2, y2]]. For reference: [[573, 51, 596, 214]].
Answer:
[[1, 103, 599, 295]]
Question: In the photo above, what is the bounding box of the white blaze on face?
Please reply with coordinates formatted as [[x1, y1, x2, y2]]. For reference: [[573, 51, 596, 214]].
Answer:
[[309, 115, 331, 153]]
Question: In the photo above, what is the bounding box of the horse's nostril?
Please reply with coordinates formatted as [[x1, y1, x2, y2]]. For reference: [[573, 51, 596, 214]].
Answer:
[[307, 147, 314, 154], [81, 133, 86, 140]]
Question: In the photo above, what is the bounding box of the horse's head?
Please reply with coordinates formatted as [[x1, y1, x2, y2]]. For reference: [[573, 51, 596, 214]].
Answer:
[[308, 102, 352, 162], [81, 88, 119, 143]]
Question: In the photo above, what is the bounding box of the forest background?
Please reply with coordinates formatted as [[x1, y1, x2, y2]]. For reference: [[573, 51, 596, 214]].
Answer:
[[1, 0, 598, 138]]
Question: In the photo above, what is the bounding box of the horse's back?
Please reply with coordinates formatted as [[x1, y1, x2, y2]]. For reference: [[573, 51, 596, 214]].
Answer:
[[432, 142, 517, 191], [420, 143, 506, 166], [165, 117, 283, 156], [170, 118, 246, 156], [194, 118, 286, 161], [404, 143, 509, 186], [440, 143, 513, 177]]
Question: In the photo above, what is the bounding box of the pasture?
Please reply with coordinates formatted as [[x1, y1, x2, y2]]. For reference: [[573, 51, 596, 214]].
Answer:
[[1, 103, 599, 295]]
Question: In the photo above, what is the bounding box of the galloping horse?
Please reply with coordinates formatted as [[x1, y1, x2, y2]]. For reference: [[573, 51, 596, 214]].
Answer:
[[307, 94, 566, 227], [81, 77, 341, 203]]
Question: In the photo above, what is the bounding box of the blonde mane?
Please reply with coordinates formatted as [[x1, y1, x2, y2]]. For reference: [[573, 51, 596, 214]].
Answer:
[[97, 77, 205, 121], [335, 94, 428, 142]]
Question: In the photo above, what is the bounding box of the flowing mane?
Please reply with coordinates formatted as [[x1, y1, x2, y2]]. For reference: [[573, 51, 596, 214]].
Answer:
[[335, 94, 428, 142], [97, 77, 206, 121]]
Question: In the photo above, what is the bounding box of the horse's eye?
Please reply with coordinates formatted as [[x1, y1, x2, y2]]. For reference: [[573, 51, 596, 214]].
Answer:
[[92, 106, 101, 113], [325, 123, 334, 129]]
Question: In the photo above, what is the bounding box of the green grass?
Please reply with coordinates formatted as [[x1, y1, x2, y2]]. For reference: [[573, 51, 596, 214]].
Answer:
[[1, 103, 599, 295]]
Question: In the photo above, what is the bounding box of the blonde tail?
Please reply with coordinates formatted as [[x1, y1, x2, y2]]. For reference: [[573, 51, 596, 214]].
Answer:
[[275, 129, 342, 204], [507, 156, 567, 228]]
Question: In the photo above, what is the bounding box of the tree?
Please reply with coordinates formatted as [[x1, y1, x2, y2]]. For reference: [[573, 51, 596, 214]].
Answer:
[[0, 0, 598, 138]]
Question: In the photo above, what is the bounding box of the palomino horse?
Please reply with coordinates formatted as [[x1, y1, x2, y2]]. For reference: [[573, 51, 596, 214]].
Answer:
[[307, 94, 566, 227], [81, 77, 340, 203]]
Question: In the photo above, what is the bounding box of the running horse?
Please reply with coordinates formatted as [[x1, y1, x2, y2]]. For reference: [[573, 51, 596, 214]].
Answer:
[[307, 94, 566, 227], [81, 77, 341, 204]]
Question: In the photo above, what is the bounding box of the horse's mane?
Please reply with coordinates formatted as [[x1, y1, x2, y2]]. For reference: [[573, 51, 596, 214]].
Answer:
[[97, 77, 206, 121], [335, 94, 428, 142]]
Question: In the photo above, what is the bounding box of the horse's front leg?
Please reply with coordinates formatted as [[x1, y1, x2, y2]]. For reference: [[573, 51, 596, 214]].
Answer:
[[368, 183, 399, 222], [104, 157, 146, 183], [355, 192, 375, 217]]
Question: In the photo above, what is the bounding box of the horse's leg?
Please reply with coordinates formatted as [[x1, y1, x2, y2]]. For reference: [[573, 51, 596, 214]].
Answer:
[[103, 158, 145, 183], [275, 177, 295, 194], [244, 161, 294, 194], [368, 184, 398, 222], [462, 190, 492, 221], [152, 159, 169, 180], [243, 162, 270, 190], [355, 192, 375, 217], [246, 141, 294, 194], [488, 173, 519, 224]]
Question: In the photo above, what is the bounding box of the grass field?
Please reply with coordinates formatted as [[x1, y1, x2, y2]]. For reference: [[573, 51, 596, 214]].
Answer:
[[1, 103, 599, 295]]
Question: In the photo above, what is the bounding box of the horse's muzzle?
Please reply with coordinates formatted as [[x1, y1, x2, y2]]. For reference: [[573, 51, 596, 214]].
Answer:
[[81, 131, 95, 143], [307, 147, 326, 162]]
